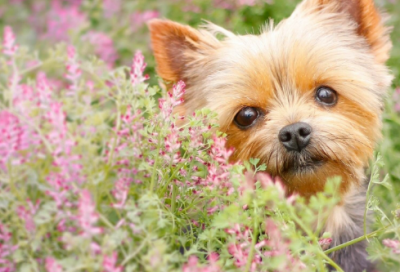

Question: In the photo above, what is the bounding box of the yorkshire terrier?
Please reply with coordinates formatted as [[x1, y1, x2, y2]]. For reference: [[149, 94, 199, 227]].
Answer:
[[148, 0, 392, 271]]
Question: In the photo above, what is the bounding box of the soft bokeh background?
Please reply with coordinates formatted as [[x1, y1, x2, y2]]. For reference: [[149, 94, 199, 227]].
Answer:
[[0, 0, 399, 270]]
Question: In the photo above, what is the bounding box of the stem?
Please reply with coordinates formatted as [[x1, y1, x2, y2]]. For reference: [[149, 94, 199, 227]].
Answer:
[[107, 101, 121, 165], [364, 165, 375, 236], [121, 239, 148, 265], [9, 56, 19, 110], [325, 225, 390, 255], [316, 251, 344, 272], [245, 202, 259, 272], [99, 213, 115, 229], [171, 184, 178, 213], [150, 132, 163, 192], [289, 207, 343, 270]]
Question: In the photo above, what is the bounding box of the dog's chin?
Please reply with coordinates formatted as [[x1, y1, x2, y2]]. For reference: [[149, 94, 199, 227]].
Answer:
[[281, 154, 325, 175]]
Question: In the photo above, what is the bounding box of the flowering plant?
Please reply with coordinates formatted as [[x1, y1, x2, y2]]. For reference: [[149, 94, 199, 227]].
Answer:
[[0, 1, 400, 272]]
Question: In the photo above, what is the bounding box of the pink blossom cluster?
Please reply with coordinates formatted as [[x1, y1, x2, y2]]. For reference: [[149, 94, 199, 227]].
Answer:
[[103, 252, 123, 272], [203, 136, 234, 192], [182, 254, 221, 272], [45, 257, 63, 272], [0, 111, 40, 170], [16, 199, 40, 234], [1, 28, 122, 271], [226, 220, 305, 271], [65, 45, 82, 94], [85, 31, 118, 68], [393, 87, 400, 113], [2, 26, 18, 56], [0, 224, 18, 272], [110, 106, 144, 209], [226, 224, 263, 271], [214, 0, 257, 9], [108, 51, 149, 209], [131, 11, 160, 31], [383, 239, 400, 254], [131, 51, 150, 86], [78, 190, 102, 237], [103, 0, 122, 18], [43, 0, 86, 42]]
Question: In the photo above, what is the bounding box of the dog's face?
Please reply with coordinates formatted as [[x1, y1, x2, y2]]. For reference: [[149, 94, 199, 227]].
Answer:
[[149, 0, 392, 196]]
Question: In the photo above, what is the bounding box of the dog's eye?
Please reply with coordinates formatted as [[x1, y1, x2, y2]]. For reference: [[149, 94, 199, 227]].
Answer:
[[315, 86, 338, 106], [234, 107, 260, 129]]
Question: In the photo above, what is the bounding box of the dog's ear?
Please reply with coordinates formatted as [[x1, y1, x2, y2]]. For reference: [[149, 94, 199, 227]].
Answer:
[[300, 0, 392, 63], [148, 19, 217, 83]]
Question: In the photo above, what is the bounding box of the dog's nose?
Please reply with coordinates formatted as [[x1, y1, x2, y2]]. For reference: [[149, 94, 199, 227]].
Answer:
[[278, 122, 312, 152]]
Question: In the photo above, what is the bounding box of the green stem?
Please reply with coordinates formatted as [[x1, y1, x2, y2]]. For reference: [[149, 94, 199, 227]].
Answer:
[[245, 202, 259, 272], [325, 225, 390, 255], [171, 184, 178, 213], [364, 163, 376, 236], [289, 207, 343, 270], [9, 56, 19, 110], [150, 132, 163, 192], [121, 239, 148, 265], [316, 251, 344, 272], [107, 102, 121, 165]]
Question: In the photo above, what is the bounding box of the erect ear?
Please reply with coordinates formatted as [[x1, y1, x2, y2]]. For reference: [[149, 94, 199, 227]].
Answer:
[[148, 19, 217, 83], [301, 0, 392, 63]]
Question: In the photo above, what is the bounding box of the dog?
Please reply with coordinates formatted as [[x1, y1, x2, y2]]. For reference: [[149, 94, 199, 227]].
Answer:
[[148, 0, 392, 271]]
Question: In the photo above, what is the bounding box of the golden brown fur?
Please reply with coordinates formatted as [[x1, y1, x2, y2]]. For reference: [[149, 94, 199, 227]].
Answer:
[[148, 0, 392, 270]]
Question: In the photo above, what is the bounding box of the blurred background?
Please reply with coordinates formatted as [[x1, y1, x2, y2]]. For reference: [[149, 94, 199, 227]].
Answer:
[[1, 0, 399, 266]]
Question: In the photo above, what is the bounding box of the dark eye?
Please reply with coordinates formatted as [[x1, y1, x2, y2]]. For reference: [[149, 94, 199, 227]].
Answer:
[[315, 86, 338, 106], [234, 107, 260, 129]]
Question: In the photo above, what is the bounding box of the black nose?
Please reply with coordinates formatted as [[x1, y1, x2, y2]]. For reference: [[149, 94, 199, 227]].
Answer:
[[278, 122, 312, 152]]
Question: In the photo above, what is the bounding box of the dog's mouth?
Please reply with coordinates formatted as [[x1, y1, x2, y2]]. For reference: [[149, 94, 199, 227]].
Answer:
[[281, 153, 325, 174]]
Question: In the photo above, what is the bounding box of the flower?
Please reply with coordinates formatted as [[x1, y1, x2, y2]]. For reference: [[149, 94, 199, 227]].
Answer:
[[2, 26, 18, 56], [45, 257, 63, 272], [78, 190, 102, 237], [0, 224, 17, 272], [131, 11, 159, 31], [383, 239, 400, 254], [103, 0, 121, 18], [43, 1, 86, 42], [85, 32, 118, 68], [65, 45, 82, 93], [182, 255, 221, 272], [131, 50, 149, 86], [103, 252, 123, 272], [0, 111, 39, 170]]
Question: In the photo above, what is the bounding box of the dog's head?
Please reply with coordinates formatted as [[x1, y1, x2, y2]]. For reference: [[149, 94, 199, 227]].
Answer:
[[148, 0, 392, 196]]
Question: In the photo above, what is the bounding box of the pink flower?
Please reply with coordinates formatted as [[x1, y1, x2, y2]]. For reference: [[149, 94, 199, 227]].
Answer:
[[65, 45, 81, 94], [0, 111, 40, 169], [318, 238, 332, 250], [159, 81, 186, 119], [45, 257, 63, 272], [383, 239, 400, 254], [103, 252, 123, 272], [36, 72, 53, 109], [43, 1, 86, 42], [182, 255, 221, 272], [0, 224, 17, 272], [85, 32, 118, 68], [131, 51, 149, 86], [2, 26, 18, 56], [16, 200, 39, 233], [78, 190, 102, 237], [103, 0, 121, 18], [393, 87, 400, 113], [131, 11, 159, 31]]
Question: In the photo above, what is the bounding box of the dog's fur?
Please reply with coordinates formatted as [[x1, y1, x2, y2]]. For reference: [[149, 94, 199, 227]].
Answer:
[[148, 0, 392, 270]]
